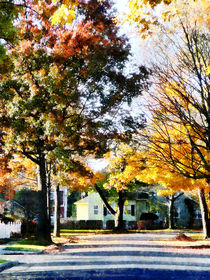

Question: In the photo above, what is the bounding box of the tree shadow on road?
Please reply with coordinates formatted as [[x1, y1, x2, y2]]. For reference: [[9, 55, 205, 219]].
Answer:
[[1, 268, 209, 280]]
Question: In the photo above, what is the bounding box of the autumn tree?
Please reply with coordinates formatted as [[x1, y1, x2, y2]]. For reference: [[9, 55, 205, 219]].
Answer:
[[137, 22, 210, 237], [107, 144, 189, 230], [95, 143, 145, 230], [0, 0, 149, 242], [136, 166, 187, 229], [124, 0, 210, 237]]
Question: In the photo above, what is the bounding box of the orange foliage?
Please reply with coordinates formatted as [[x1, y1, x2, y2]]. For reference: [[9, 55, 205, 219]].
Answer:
[[0, 156, 15, 199]]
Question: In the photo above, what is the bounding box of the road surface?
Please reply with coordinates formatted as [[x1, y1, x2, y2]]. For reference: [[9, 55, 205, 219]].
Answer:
[[0, 231, 209, 279]]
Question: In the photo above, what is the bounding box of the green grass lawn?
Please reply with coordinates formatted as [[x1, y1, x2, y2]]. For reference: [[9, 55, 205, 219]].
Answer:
[[3, 238, 50, 252], [0, 259, 9, 264], [0, 238, 11, 245]]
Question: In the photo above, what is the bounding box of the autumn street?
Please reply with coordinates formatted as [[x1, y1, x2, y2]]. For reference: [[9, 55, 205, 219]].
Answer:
[[0, 232, 210, 280]]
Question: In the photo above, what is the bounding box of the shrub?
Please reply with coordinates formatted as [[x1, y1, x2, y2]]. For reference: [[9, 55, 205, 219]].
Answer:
[[106, 220, 115, 229], [127, 221, 137, 230], [86, 220, 103, 229], [63, 220, 103, 230], [21, 220, 37, 237]]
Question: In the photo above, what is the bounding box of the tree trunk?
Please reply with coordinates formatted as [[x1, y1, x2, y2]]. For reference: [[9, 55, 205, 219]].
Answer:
[[167, 193, 184, 229], [168, 196, 175, 229], [37, 154, 52, 243], [53, 184, 61, 237], [114, 191, 125, 231], [95, 184, 116, 215], [198, 188, 210, 239], [46, 163, 51, 222], [47, 184, 51, 224]]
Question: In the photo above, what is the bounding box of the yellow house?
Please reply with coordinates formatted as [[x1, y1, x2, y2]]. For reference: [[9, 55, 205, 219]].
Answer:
[[75, 193, 104, 221], [74, 192, 149, 229]]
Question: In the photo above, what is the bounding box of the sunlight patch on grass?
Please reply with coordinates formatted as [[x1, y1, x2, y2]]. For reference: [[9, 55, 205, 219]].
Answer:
[[4, 243, 45, 252], [3, 239, 48, 252], [0, 259, 9, 264], [188, 233, 203, 240]]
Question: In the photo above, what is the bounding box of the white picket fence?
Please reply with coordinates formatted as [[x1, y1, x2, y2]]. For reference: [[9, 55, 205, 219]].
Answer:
[[0, 221, 21, 239]]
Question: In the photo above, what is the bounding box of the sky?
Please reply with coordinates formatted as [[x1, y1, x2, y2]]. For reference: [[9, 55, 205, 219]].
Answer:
[[114, 0, 147, 66], [89, 0, 147, 172]]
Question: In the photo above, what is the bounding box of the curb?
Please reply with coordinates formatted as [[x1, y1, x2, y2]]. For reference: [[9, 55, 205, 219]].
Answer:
[[2, 250, 43, 255], [0, 261, 19, 272]]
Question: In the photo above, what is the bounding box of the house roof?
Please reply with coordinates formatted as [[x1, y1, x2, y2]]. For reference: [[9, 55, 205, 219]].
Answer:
[[74, 196, 88, 205]]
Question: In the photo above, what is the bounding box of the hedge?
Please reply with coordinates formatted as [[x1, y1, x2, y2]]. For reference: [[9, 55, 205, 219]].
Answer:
[[64, 220, 103, 230]]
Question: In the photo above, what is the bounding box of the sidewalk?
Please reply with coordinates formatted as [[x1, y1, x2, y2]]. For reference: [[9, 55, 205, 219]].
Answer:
[[0, 242, 19, 272]]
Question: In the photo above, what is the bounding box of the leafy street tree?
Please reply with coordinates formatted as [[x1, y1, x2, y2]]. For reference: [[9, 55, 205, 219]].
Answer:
[[106, 144, 190, 230], [0, 0, 149, 242], [95, 144, 145, 230], [136, 22, 210, 237]]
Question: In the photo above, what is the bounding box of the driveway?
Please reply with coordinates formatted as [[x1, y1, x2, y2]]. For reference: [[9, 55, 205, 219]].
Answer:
[[0, 231, 210, 279]]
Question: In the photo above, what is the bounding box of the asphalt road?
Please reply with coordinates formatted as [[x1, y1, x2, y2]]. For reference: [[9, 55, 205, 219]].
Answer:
[[0, 232, 210, 280]]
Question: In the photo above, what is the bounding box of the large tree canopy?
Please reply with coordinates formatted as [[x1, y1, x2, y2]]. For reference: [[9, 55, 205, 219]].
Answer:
[[0, 0, 149, 242], [135, 22, 210, 237]]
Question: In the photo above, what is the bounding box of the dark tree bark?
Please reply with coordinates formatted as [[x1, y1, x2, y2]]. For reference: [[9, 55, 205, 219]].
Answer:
[[114, 191, 125, 230], [167, 193, 184, 229], [168, 196, 175, 229], [46, 163, 52, 222], [198, 188, 210, 239], [95, 185, 126, 231], [37, 153, 52, 243], [95, 185, 116, 215], [53, 184, 61, 237]]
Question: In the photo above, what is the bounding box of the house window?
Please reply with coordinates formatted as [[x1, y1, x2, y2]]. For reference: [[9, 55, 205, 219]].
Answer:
[[94, 205, 98, 215], [125, 205, 135, 216], [59, 191, 64, 205], [131, 205, 135, 216], [195, 210, 202, 219], [50, 192, 54, 200], [104, 206, 107, 216]]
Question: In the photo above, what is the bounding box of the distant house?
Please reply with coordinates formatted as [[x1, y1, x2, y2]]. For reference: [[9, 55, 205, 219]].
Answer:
[[74, 191, 202, 229], [74, 192, 151, 229], [50, 187, 68, 221], [172, 194, 202, 229], [6, 187, 68, 223]]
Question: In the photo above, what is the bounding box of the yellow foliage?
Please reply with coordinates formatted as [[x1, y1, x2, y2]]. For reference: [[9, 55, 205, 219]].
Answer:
[[205, 65, 210, 75], [124, 0, 209, 38], [105, 144, 145, 192], [51, 4, 76, 25]]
